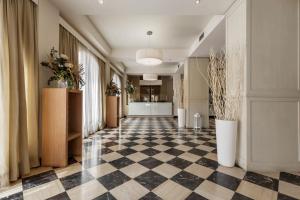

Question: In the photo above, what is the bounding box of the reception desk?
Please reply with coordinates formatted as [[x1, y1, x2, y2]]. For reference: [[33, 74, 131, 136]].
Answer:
[[128, 102, 172, 116]]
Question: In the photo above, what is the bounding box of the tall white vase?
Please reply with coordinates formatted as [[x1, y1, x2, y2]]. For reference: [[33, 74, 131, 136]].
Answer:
[[215, 119, 237, 167], [178, 108, 185, 128]]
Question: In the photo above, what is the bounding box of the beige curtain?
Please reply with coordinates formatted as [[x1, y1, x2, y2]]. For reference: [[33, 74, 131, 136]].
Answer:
[[0, 0, 39, 187], [59, 25, 79, 67]]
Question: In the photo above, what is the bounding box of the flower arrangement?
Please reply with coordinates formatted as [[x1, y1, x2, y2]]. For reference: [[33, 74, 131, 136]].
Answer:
[[106, 80, 121, 96], [41, 48, 85, 89], [125, 80, 136, 95], [125, 80, 136, 102]]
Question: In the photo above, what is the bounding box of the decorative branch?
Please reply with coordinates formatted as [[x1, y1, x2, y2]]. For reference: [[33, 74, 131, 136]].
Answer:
[[194, 48, 244, 121], [224, 48, 244, 121], [207, 51, 227, 120]]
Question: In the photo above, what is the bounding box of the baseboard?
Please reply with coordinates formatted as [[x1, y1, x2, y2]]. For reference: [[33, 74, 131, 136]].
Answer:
[[248, 161, 300, 172]]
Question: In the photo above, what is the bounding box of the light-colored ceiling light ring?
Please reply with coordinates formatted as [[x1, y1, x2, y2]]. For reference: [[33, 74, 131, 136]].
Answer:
[[136, 31, 163, 66], [136, 49, 163, 66]]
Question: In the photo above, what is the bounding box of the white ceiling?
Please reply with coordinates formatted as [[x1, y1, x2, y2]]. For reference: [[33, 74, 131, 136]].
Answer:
[[190, 16, 225, 57], [89, 15, 212, 49], [51, 0, 234, 74], [51, 0, 235, 15]]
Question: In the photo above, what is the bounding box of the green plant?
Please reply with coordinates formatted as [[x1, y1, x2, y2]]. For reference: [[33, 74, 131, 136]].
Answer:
[[125, 80, 136, 95], [106, 80, 121, 96], [41, 48, 85, 89]]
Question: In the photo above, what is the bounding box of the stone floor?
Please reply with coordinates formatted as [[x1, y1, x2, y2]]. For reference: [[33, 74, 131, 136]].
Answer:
[[0, 117, 300, 200]]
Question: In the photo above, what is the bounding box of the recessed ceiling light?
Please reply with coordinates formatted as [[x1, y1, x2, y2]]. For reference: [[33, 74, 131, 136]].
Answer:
[[195, 0, 200, 4], [98, 0, 104, 5]]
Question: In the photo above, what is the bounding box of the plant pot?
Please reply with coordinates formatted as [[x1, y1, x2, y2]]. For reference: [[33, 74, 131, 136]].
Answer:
[[178, 108, 185, 128], [57, 79, 68, 88], [128, 94, 134, 102], [215, 119, 237, 167]]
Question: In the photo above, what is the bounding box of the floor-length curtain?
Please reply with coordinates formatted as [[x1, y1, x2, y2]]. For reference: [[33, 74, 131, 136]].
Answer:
[[0, 0, 39, 187], [59, 25, 79, 68], [79, 44, 103, 137]]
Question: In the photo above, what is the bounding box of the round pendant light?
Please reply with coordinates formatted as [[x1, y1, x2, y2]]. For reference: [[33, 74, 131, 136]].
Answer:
[[136, 31, 163, 66], [136, 49, 163, 66]]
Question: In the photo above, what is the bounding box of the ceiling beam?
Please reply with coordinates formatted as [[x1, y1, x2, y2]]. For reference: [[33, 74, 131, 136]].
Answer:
[[189, 15, 225, 57]]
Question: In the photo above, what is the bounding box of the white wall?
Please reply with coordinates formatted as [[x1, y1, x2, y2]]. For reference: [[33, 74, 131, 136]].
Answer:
[[38, 0, 60, 89], [37, 0, 60, 153], [226, 0, 300, 171], [184, 58, 209, 128]]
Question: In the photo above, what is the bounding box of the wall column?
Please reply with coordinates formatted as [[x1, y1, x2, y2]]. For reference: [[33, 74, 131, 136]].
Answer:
[[226, 0, 300, 171], [184, 58, 209, 128]]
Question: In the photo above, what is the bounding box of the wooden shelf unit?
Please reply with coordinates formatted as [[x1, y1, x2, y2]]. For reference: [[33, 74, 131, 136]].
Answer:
[[42, 88, 83, 167], [106, 96, 120, 128]]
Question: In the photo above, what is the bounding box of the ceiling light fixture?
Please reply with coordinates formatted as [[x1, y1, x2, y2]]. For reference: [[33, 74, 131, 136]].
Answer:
[[136, 31, 163, 66], [143, 74, 158, 81], [195, 0, 200, 4], [98, 0, 104, 5]]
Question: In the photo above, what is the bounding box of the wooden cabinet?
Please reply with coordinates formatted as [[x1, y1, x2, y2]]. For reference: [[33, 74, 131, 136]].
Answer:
[[42, 88, 82, 167], [128, 102, 172, 116], [106, 96, 119, 128]]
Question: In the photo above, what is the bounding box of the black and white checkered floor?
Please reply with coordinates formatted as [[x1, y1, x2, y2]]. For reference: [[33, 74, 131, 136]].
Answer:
[[1, 117, 300, 200]]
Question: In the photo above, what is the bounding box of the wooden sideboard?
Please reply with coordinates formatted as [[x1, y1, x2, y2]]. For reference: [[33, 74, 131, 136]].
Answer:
[[42, 88, 82, 167]]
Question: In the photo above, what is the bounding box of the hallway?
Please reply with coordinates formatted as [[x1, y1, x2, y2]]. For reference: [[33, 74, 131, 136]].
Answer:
[[1, 118, 299, 199]]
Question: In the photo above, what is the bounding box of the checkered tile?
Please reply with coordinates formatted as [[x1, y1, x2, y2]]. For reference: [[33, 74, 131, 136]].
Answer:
[[1, 117, 300, 200]]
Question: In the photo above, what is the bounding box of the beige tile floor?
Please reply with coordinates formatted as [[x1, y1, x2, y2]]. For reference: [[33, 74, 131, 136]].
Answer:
[[0, 117, 299, 200]]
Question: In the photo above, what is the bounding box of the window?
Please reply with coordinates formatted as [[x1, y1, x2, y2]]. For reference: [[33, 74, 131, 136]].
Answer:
[[78, 44, 103, 137]]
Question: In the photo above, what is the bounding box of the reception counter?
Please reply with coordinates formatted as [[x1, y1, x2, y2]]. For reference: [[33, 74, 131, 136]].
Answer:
[[128, 102, 172, 116]]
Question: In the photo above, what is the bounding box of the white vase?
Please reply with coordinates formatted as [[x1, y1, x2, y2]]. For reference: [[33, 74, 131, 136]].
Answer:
[[215, 119, 237, 167], [178, 108, 185, 128], [57, 79, 68, 88]]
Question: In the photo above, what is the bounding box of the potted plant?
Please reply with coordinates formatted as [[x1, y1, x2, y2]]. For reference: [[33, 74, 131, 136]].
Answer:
[[207, 50, 242, 167], [41, 48, 85, 89], [125, 80, 136, 102], [106, 80, 121, 127], [106, 80, 121, 96]]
